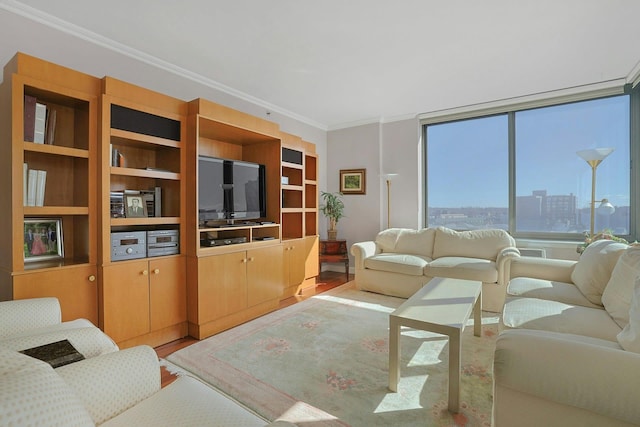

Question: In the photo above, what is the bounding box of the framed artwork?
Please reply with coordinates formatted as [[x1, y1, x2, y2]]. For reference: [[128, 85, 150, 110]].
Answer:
[[340, 168, 366, 195], [125, 194, 147, 218], [24, 218, 63, 262]]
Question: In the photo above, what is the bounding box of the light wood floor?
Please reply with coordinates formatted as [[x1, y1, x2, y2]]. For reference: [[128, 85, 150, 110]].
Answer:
[[156, 271, 353, 387]]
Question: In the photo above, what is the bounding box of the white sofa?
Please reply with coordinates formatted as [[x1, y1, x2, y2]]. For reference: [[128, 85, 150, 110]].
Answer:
[[494, 240, 640, 427], [0, 345, 297, 427], [0, 297, 118, 357], [350, 226, 519, 312]]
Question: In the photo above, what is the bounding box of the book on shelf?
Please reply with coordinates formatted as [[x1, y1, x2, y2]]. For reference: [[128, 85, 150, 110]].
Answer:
[[34, 102, 46, 144], [26, 169, 37, 206], [23, 163, 27, 204], [35, 170, 47, 207], [45, 108, 57, 145], [23, 95, 36, 142]]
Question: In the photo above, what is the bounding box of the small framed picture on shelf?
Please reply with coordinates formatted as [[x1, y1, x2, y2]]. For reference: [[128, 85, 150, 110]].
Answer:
[[125, 194, 147, 218], [24, 218, 63, 262], [339, 168, 366, 195]]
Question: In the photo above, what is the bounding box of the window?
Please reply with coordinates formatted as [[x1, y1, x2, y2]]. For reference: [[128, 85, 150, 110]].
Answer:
[[515, 97, 629, 236], [426, 114, 508, 230], [423, 94, 632, 240]]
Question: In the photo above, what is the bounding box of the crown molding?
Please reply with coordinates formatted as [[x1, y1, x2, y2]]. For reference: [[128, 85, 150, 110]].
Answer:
[[0, 0, 328, 131]]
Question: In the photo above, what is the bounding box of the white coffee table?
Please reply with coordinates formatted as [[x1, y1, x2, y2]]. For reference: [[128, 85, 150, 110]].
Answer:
[[388, 277, 482, 413]]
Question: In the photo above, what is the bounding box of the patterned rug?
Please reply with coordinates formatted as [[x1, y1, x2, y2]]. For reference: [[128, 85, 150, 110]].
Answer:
[[166, 282, 498, 426]]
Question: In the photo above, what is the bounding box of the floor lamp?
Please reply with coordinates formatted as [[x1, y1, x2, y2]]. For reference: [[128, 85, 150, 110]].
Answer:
[[577, 148, 614, 237], [383, 173, 399, 229]]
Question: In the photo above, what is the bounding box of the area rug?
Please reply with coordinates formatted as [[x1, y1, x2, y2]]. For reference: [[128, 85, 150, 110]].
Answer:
[[166, 282, 498, 427]]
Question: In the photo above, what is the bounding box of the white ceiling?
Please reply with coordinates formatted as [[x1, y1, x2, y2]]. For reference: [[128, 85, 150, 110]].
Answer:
[[5, 0, 640, 130]]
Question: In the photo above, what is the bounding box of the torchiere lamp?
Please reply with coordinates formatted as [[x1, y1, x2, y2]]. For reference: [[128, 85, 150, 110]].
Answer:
[[576, 148, 614, 237], [383, 173, 399, 229]]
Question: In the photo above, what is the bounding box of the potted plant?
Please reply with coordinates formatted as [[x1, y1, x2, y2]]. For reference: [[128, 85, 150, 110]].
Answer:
[[320, 191, 345, 240]]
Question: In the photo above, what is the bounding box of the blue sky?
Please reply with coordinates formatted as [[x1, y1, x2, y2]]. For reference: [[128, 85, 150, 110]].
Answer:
[[427, 95, 630, 209]]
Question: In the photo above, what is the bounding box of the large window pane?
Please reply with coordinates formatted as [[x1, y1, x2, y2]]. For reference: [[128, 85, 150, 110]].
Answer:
[[515, 97, 630, 235], [426, 115, 508, 230]]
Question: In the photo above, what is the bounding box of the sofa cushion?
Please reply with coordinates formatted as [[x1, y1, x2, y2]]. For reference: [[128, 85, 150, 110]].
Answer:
[[602, 245, 640, 328], [425, 257, 498, 283], [432, 227, 514, 260], [571, 239, 627, 305], [375, 227, 435, 258], [0, 348, 94, 426], [507, 277, 601, 308], [617, 276, 640, 353], [364, 253, 429, 276], [501, 297, 622, 342]]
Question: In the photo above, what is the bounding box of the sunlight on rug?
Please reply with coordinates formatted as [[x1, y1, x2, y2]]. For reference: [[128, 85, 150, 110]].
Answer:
[[167, 282, 498, 427]]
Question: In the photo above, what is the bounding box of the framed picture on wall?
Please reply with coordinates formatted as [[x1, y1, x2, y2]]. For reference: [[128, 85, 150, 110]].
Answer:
[[23, 218, 63, 262], [340, 168, 366, 195]]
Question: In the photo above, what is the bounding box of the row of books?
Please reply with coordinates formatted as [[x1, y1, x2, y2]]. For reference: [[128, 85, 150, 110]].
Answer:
[[110, 188, 162, 218], [24, 95, 56, 145], [23, 164, 47, 207]]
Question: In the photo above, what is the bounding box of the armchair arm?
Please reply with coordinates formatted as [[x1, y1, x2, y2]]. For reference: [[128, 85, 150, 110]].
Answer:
[[0, 297, 61, 338], [496, 247, 520, 286], [57, 345, 160, 425], [494, 329, 640, 426], [350, 241, 377, 270], [509, 256, 576, 282]]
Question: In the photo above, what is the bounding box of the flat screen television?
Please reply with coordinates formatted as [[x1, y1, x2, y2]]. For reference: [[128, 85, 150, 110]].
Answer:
[[198, 155, 266, 224]]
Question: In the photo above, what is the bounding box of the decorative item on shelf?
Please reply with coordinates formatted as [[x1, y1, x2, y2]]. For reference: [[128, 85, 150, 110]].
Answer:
[[340, 168, 366, 195], [124, 194, 147, 218], [382, 173, 399, 229], [576, 147, 614, 237], [320, 191, 345, 240], [577, 228, 628, 254], [23, 218, 63, 262]]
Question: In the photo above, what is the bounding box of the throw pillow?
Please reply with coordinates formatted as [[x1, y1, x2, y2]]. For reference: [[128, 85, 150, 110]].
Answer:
[[602, 245, 640, 328], [617, 276, 640, 353], [571, 239, 627, 305]]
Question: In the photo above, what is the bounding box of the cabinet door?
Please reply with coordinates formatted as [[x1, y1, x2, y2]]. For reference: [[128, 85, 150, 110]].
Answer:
[[197, 251, 247, 323], [149, 256, 186, 331], [102, 261, 150, 343], [304, 235, 319, 279], [283, 238, 306, 286], [247, 245, 284, 307], [13, 265, 98, 324]]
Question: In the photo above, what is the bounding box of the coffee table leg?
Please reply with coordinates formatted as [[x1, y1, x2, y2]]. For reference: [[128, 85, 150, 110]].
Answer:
[[449, 330, 461, 412], [388, 315, 400, 392], [474, 290, 482, 337]]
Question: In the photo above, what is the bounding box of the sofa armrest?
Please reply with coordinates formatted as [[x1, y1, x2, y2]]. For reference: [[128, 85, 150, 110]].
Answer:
[[0, 297, 61, 338], [496, 247, 520, 285], [350, 241, 377, 269], [494, 329, 640, 425], [57, 345, 161, 425], [509, 256, 576, 282]]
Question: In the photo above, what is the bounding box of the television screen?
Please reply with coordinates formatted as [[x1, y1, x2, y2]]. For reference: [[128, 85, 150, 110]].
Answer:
[[198, 156, 266, 223]]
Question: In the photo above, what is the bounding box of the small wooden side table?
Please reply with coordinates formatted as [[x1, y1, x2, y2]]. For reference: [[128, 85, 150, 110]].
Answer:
[[319, 239, 349, 281]]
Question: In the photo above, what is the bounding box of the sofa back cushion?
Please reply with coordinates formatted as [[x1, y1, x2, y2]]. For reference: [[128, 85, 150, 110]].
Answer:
[[432, 227, 515, 260], [617, 276, 640, 353], [571, 239, 628, 305], [375, 227, 435, 258], [0, 297, 61, 339], [602, 245, 640, 328], [0, 348, 94, 426]]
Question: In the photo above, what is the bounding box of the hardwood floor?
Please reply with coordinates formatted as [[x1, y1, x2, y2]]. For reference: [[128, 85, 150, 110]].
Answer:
[[156, 271, 353, 387]]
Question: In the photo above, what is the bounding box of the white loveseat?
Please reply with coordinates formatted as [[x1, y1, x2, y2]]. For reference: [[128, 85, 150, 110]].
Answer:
[[0, 345, 297, 427], [350, 226, 519, 312], [0, 297, 119, 357], [493, 240, 640, 426]]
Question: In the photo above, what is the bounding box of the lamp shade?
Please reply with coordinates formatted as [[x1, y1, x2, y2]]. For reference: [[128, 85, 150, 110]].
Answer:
[[597, 199, 616, 216], [577, 148, 614, 162]]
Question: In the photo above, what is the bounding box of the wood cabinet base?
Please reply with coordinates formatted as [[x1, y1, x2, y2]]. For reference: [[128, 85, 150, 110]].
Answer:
[[188, 298, 279, 340], [116, 322, 188, 350]]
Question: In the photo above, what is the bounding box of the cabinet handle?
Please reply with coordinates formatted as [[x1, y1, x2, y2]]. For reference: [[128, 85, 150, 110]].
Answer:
[[88, 275, 96, 282], [143, 270, 148, 276], [153, 269, 160, 274], [249, 257, 255, 262], [242, 258, 248, 263]]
